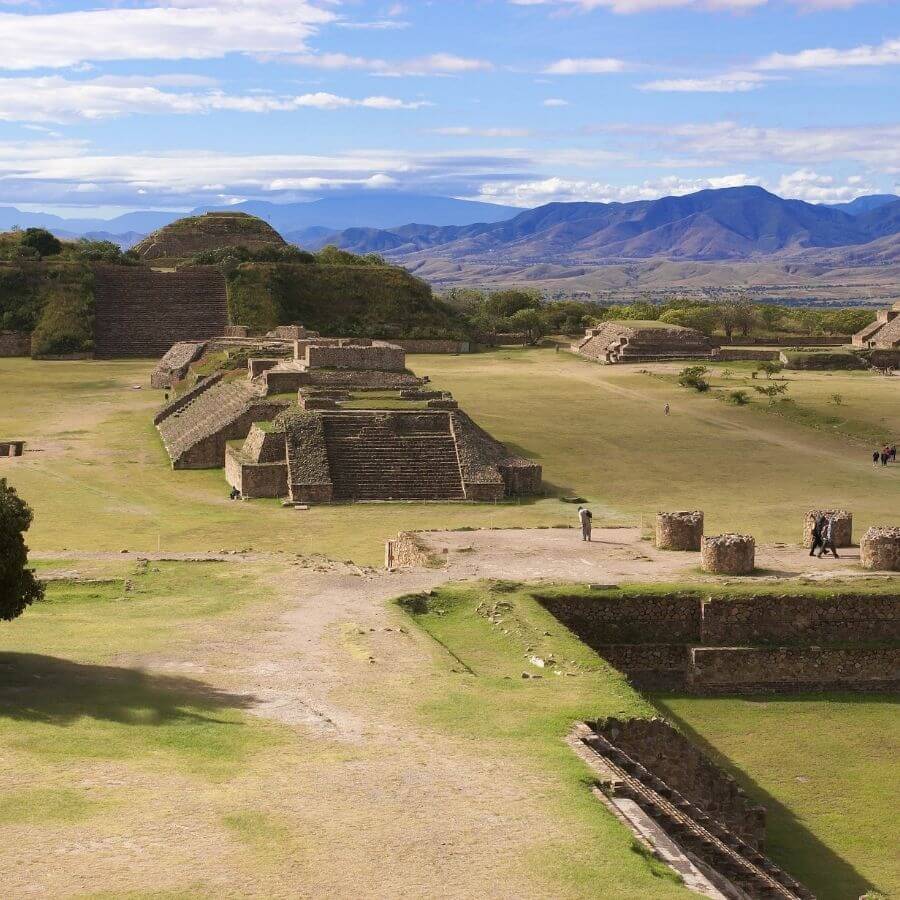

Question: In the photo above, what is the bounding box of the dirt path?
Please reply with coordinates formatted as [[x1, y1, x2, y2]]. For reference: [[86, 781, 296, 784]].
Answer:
[[15, 533, 895, 898]]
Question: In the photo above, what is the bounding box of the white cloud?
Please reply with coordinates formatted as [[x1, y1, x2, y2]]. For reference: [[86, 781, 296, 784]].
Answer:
[[510, 0, 873, 12], [431, 126, 531, 137], [543, 57, 627, 75], [286, 51, 493, 76], [0, 77, 430, 123], [0, 1, 334, 70], [542, 98, 570, 106], [757, 37, 900, 70], [473, 173, 759, 206], [774, 168, 876, 203], [640, 71, 771, 92]]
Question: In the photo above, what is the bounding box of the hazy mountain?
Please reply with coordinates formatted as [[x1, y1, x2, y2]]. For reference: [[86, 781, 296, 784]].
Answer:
[[0, 206, 180, 236], [313, 187, 900, 264], [826, 194, 900, 216], [194, 191, 519, 231]]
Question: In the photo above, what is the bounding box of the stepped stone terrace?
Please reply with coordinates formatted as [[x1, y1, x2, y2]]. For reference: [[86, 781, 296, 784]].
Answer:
[[154, 335, 541, 503], [572, 320, 715, 365]]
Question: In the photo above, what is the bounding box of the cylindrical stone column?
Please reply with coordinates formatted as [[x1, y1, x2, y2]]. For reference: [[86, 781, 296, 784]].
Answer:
[[656, 510, 704, 551], [803, 510, 852, 548], [701, 534, 755, 575], [860, 527, 900, 571]]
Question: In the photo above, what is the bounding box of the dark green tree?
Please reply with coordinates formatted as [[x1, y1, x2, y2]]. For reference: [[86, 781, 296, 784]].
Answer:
[[0, 478, 44, 621], [20, 227, 62, 258]]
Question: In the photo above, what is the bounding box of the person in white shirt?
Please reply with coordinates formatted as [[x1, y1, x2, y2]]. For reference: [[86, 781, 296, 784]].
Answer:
[[577, 506, 593, 542]]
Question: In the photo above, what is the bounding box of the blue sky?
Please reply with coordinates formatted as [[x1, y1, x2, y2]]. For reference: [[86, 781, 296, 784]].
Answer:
[[0, 0, 897, 216]]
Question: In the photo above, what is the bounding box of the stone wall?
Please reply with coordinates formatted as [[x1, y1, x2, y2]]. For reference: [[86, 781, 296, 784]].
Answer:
[[153, 372, 223, 426], [702, 593, 900, 645], [713, 348, 781, 362], [391, 339, 470, 354], [689, 646, 900, 692], [93, 266, 229, 357], [591, 718, 766, 848], [537, 593, 701, 644], [0, 331, 31, 357], [224, 446, 288, 498], [385, 531, 437, 569], [701, 534, 755, 575], [656, 511, 703, 551], [861, 526, 900, 571], [282, 411, 333, 503], [304, 343, 406, 372], [150, 341, 206, 388]]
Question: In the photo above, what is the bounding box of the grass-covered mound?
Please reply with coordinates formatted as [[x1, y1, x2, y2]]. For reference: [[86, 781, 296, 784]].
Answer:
[[133, 211, 286, 262], [226, 255, 466, 338], [780, 350, 867, 370]]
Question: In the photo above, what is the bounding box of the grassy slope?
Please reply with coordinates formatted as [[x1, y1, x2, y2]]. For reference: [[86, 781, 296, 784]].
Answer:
[[403, 582, 899, 900], [2, 351, 897, 565], [653, 694, 898, 900]]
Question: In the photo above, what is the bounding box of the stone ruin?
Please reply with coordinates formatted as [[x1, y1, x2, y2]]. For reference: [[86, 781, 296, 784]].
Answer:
[[574, 720, 813, 900], [655, 510, 703, 551], [701, 534, 755, 575], [572, 320, 715, 365], [153, 336, 542, 503], [0, 440, 25, 457], [860, 526, 900, 571], [802, 509, 853, 548]]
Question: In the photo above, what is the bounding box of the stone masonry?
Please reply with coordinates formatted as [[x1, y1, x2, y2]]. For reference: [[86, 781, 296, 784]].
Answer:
[[802, 509, 852, 548], [655, 511, 703, 551], [701, 534, 755, 575], [860, 526, 900, 571]]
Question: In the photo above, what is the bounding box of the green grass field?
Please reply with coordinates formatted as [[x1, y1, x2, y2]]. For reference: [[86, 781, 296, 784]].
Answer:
[[1, 351, 897, 565]]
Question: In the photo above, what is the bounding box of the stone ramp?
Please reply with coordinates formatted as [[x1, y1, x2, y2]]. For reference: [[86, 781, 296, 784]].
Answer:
[[322, 411, 466, 501], [93, 266, 228, 357], [157, 377, 288, 468]]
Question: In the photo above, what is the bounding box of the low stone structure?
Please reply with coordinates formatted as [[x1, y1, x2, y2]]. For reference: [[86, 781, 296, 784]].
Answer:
[[150, 341, 207, 388], [802, 509, 852, 548], [0, 331, 31, 357], [385, 532, 437, 570], [576, 723, 814, 899], [860, 526, 900, 571], [537, 587, 900, 694], [573, 321, 715, 365], [701, 534, 755, 575], [156, 337, 541, 501], [0, 440, 25, 457], [655, 510, 703, 551]]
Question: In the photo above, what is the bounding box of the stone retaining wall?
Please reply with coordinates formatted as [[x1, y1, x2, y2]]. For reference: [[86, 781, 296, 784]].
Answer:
[[591, 718, 766, 848], [390, 339, 470, 354], [689, 646, 900, 692], [0, 331, 31, 357], [713, 348, 781, 362], [304, 343, 406, 372]]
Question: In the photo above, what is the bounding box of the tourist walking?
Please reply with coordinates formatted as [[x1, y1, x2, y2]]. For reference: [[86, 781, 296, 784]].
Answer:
[[809, 514, 825, 557], [818, 515, 839, 559], [664, 403, 670, 416], [873, 449, 880, 466], [881, 447, 889, 467], [577, 505, 593, 542]]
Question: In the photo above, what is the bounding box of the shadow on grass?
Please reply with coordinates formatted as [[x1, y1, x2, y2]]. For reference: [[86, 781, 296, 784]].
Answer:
[[650, 692, 885, 900], [0, 653, 255, 726]]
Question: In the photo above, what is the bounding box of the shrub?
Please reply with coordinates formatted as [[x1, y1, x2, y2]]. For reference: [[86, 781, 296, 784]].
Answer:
[[830, 393, 844, 406], [678, 365, 710, 392], [727, 390, 750, 405], [759, 360, 783, 379], [754, 382, 789, 403], [30, 266, 94, 356], [20, 227, 62, 258]]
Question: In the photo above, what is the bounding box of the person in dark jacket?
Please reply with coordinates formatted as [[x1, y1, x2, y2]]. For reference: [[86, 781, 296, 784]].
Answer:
[[809, 515, 825, 557], [818, 515, 840, 559]]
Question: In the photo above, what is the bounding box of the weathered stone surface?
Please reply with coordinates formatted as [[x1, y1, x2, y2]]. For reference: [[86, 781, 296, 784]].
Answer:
[[281, 410, 333, 504], [150, 340, 206, 388], [701, 534, 755, 575], [574, 321, 714, 365], [803, 509, 852, 548], [134, 211, 285, 260], [0, 331, 31, 357], [592, 717, 767, 848], [303, 343, 406, 372], [860, 526, 900, 571], [656, 510, 703, 551], [385, 532, 436, 569]]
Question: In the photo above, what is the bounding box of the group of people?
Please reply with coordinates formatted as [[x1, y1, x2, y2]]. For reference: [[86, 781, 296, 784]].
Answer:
[[872, 445, 897, 466], [808, 514, 840, 559]]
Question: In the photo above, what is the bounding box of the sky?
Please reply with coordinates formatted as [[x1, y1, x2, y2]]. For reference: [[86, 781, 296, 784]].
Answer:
[[0, 0, 898, 217]]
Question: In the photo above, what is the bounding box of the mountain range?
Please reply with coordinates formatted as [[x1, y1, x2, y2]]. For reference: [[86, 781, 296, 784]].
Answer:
[[3, 187, 900, 277]]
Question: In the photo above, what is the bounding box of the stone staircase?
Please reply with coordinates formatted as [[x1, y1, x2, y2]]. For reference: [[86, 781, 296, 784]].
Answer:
[[322, 411, 466, 501], [93, 266, 228, 357]]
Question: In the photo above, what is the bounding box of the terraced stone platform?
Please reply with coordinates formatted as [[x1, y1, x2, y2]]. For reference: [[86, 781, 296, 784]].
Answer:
[[574, 321, 715, 365]]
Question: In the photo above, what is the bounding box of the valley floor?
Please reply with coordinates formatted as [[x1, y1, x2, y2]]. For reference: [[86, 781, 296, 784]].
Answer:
[[0, 352, 897, 898]]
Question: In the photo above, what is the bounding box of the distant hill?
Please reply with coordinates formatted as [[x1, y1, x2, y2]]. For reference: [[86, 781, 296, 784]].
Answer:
[[826, 194, 899, 216], [312, 187, 900, 264]]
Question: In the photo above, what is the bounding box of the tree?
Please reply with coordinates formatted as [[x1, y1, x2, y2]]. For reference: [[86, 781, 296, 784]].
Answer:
[[757, 304, 783, 333], [659, 306, 718, 336], [20, 227, 62, 258], [758, 361, 783, 379], [0, 478, 44, 621], [510, 307, 546, 345], [754, 382, 789, 403]]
